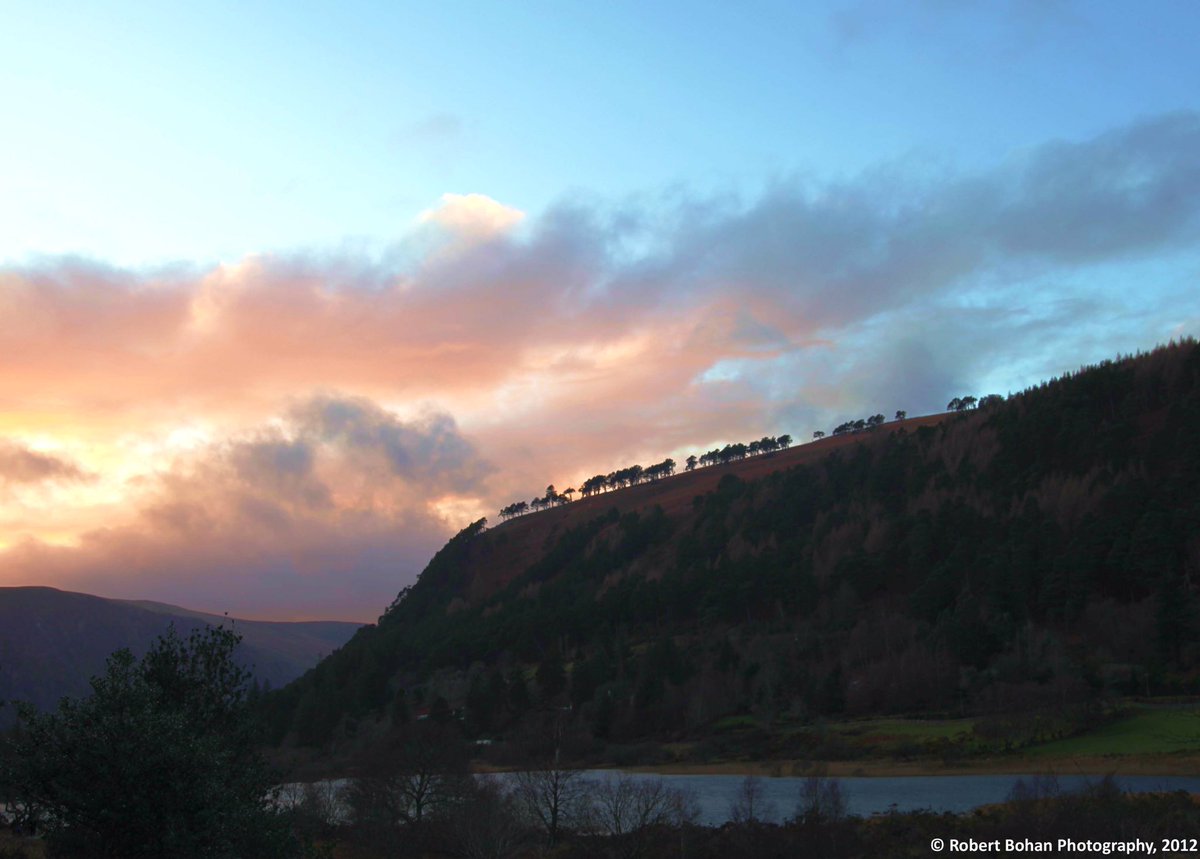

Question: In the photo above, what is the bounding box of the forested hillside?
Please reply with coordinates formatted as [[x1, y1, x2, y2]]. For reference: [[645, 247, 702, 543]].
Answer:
[[264, 340, 1200, 761]]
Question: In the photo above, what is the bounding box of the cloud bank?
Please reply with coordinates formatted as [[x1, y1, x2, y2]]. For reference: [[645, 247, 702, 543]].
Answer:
[[1, 398, 489, 620], [1, 113, 1198, 619]]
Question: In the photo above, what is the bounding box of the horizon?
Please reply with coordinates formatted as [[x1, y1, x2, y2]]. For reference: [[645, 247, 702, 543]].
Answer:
[[2, 1, 1199, 621]]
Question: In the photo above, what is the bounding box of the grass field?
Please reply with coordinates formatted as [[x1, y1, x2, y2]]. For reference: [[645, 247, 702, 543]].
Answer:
[[1027, 707, 1200, 758], [821, 717, 977, 756], [634, 705, 1200, 776], [712, 714, 759, 732], [828, 717, 976, 742]]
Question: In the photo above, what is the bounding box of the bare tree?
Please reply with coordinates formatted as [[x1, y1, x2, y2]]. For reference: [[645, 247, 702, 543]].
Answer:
[[447, 777, 528, 859], [795, 773, 846, 823], [343, 722, 469, 852], [512, 749, 591, 846], [592, 773, 690, 859], [296, 780, 342, 839], [729, 775, 775, 825]]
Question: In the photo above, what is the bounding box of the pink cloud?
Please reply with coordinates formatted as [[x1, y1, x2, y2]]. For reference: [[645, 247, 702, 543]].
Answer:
[[1, 115, 1198, 618], [0, 397, 488, 620]]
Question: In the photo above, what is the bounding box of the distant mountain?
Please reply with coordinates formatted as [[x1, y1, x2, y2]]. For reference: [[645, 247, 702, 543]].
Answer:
[[0, 587, 362, 718], [264, 340, 1200, 757]]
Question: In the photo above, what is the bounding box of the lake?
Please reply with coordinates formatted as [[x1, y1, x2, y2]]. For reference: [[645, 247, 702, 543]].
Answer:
[[284, 771, 1200, 826], [569, 772, 1200, 824]]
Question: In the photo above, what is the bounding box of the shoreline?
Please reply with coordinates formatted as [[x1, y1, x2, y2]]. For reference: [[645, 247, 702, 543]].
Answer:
[[622, 754, 1200, 778], [281, 751, 1200, 782]]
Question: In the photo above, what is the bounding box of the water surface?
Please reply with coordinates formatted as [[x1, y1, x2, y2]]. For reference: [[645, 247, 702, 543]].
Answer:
[[573, 771, 1200, 824]]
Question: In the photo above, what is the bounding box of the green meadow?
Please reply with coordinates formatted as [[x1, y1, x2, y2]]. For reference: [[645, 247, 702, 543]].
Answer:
[[1026, 707, 1200, 758]]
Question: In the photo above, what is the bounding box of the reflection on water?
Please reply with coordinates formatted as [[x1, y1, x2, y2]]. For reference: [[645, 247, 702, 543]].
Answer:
[[282, 772, 1200, 826], [575, 772, 1200, 824]]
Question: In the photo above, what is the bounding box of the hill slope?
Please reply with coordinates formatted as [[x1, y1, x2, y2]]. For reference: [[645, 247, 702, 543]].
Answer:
[[264, 340, 1200, 758], [0, 587, 361, 717]]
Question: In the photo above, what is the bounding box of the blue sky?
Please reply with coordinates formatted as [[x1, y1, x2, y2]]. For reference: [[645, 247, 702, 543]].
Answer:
[[1, 1, 1199, 618], [4, 1, 1197, 266]]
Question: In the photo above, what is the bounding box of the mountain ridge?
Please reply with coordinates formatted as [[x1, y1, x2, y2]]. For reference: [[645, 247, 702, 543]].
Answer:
[[0, 586, 362, 719]]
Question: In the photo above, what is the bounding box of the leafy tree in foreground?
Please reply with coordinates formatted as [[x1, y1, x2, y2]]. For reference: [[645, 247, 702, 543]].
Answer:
[[4, 625, 292, 858]]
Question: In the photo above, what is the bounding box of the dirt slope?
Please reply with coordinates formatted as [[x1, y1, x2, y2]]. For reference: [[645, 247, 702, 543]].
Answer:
[[475, 413, 949, 598]]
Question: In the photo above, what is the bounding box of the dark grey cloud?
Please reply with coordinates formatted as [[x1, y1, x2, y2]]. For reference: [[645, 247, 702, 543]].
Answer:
[[292, 395, 493, 494], [641, 112, 1200, 334], [993, 114, 1200, 261], [233, 438, 314, 479], [0, 441, 90, 486], [228, 437, 331, 511]]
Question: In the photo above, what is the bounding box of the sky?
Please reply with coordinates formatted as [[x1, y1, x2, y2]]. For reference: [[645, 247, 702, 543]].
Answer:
[[1, 0, 1198, 621]]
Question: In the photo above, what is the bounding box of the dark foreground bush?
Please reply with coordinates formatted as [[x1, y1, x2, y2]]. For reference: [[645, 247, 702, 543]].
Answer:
[[2, 626, 293, 858]]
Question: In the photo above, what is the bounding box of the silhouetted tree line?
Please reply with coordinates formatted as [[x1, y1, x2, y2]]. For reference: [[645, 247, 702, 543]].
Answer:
[[499, 484, 576, 520], [829, 413, 887, 435], [947, 393, 1003, 412], [501, 393, 1009, 520], [691, 434, 792, 470], [580, 458, 677, 497], [500, 436, 798, 520], [812, 396, 1005, 440]]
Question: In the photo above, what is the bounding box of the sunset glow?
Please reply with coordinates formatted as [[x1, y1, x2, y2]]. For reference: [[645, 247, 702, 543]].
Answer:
[[2, 2, 1198, 620]]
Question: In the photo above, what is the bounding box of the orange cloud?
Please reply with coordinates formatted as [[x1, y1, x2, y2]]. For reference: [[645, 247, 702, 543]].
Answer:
[[3, 115, 1198, 617], [0, 398, 490, 619], [0, 233, 799, 616]]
